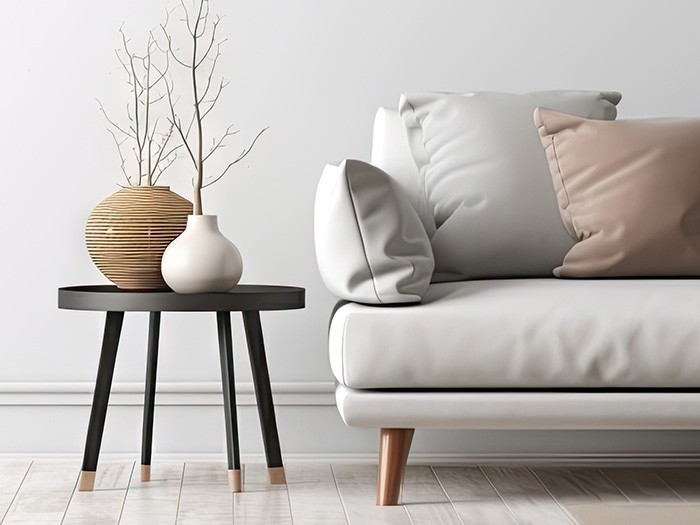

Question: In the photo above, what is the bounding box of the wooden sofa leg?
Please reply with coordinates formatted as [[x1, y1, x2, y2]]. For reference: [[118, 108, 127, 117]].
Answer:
[[376, 428, 414, 506]]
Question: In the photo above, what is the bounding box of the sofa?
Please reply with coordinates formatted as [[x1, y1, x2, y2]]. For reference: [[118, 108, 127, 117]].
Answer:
[[314, 91, 700, 506]]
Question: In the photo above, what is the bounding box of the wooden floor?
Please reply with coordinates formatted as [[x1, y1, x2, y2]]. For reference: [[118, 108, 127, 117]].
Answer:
[[1, 460, 700, 524]]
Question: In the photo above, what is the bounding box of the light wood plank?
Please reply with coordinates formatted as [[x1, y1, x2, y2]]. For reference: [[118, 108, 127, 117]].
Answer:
[[533, 467, 627, 505], [7, 460, 700, 524], [0, 460, 32, 522], [433, 466, 517, 525], [232, 463, 293, 525], [285, 463, 347, 524], [62, 461, 134, 525], [119, 461, 184, 524], [2, 460, 78, 525], [176, 462, 233, 524], [482, 466, 575, 525], [331, 464, 411, 525], [654, 468, 700, 503], [401, 466, 462, 524], [566, 503, 700, 525], [601, 468, 682, 503]]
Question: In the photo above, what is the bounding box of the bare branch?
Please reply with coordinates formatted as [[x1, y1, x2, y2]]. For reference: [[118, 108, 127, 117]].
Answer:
[[169, 116, 197, 167], [163, 73, 197, 167], [163, 32, 190, 68], [194, 16, 222, 69], [146, 42, 169, 89], [200, 79, 228, 119], [201, 127, 268, 188], [149, 92, 167, 104], [202, 124, 239, 162], [160, 7, 191, 68], [144, 35, 153, 182], [198, 45, 225, 104], [97, 98, 136, 139], [183, 109, 197, 139], [187, 0, 207, 212], [151, 122, 182, 176], [120, 27, 144, 92], [101, 20, 179, 186], [149, 117, 161, 143], [195, 0, 211, 39], [152, 152, 179, 184], [120, 29, 144, 180], [181, 0, 196, 36], [157, 142, 183, 167], [114, 48, 132, 79], [160, 0, 268, 212], [106, 127, 133, 186]]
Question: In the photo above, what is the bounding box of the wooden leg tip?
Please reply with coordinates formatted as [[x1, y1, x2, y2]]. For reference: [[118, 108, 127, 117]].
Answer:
[[141, 465, 151, 482], [268, 466, 286, 484], [228, 469, 243, 493], [376, 428, 414, 506], [78, 471, 96, 492], [377, 494, 400, 506]]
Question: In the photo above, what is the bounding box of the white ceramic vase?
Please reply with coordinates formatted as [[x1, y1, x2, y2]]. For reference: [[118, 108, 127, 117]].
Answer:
[[161, 215, 243, 293]]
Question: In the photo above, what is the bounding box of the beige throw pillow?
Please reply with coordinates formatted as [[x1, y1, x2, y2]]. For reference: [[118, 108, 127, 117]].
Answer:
[[535, 108, 700, 278]]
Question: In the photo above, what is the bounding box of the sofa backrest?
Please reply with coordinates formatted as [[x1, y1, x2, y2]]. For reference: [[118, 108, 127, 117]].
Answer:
[[370, 92, 620, 282], [370, 108, 436, 237]]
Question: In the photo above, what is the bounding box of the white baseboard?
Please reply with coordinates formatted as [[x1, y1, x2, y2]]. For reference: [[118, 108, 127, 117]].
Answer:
[[2, 382, 700, 458], [0, 381, 336, 406]]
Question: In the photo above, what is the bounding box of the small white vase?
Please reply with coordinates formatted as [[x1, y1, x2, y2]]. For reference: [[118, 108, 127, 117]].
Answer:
[[161, 215, 243, 293]]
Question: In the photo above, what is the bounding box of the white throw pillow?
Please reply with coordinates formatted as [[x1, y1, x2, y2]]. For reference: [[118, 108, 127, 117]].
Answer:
[[314, 159, 434, 304], [399, 90, 622, 281]]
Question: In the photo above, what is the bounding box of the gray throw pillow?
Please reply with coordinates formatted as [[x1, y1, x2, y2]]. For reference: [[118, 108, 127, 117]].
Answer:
[[399, 90, 621, 281]]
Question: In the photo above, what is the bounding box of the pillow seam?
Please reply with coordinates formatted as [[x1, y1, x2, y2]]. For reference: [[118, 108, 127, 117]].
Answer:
[[550, 135, 578, 237], [344, 169, 384, 305]]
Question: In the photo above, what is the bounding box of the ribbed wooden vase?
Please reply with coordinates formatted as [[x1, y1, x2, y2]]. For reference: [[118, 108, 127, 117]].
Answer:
[[85, 186, 193, 290]]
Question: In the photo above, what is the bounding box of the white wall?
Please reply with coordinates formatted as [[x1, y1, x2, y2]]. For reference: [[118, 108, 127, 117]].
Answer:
[[2, 0, 700, 458]]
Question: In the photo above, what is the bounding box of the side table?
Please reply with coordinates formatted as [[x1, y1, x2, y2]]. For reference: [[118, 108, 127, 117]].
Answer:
[[58, 284, 305, 492]]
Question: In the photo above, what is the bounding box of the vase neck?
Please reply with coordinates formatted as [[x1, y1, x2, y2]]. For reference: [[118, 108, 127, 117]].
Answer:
[[186, 214, 220, 232]]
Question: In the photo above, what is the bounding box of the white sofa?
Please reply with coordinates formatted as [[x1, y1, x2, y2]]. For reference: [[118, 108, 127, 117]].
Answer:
[[316, 99, 700, 506]]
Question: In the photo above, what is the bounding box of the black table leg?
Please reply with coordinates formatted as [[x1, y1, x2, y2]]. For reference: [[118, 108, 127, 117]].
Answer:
[[140, 311, 161, 482], [79, 310, 124, 491], [242, 310, 285, 484], [216, 311, 242, 492]]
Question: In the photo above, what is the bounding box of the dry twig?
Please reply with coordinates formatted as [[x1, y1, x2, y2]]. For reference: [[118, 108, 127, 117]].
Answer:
[[161, 0, 266, 214], [99, 24, 180, 186]]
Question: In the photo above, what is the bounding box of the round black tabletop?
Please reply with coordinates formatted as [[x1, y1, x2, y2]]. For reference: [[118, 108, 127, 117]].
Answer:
[[58, 285, 305, 312]]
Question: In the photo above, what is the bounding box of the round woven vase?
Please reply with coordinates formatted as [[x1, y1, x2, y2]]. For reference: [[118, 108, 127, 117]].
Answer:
[[85, 186, 193, 290]]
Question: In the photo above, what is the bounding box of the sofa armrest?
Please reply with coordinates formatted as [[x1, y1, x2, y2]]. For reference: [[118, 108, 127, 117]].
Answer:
[[314, 159, 434, 305]]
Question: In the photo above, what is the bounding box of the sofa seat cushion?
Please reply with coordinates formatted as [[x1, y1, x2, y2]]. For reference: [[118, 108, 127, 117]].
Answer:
[[329, 279, 700, 389]]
